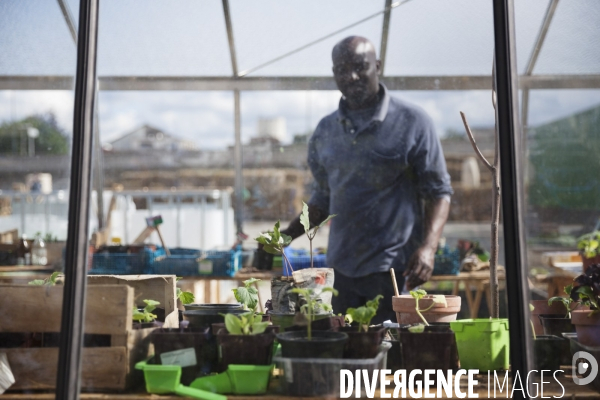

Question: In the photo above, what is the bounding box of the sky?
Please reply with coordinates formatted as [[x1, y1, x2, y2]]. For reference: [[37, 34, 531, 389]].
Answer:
[[1, 0, 599, 149]]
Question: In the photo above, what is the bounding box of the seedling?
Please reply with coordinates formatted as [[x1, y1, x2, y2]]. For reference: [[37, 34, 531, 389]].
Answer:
[[409, 289, 447, 328], [175, 277, 195, 305], [133, 299, 160, 323], [346, 295, 383, 332], [255, 220, 294, 276], [548, 285, 578, 318], [577, 232, 600, 259], [222, 312, 269, 335], [28, 272, 61, 286], [289, 286, 338, 340], [299, 202, 336, 268], [232, 278, 261, 312]]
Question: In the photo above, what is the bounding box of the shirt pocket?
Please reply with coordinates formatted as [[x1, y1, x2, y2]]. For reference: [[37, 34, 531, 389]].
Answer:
[[367, 150, 408, 188]]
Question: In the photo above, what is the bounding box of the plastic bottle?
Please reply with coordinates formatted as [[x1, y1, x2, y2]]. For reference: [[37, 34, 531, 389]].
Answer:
[[17, 234, 30, 265], [32, 235, 47, 266]]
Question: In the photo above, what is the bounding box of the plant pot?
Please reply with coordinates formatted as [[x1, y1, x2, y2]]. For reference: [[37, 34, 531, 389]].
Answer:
[[268, 312, 296, 330], [530, 299, 571, 336], [217, 331, 276, 370], [133, 320, 163, 330], [283, 313, 345, 332], [151, 327, 216, 384], [184, 303, 243, 312], [276, 330, 348, 359], [335, 326, 386, 359], [450, 318, 510, 371], [534, 335, 563, 371], [582, 254, 600, 272], [392, 295, 461, 325], [538, 314, 576, 365], [397, 329, 459, 372], [211, 322, 279, 336], [384, 337, 403, 371], [190, 364, 273, 395], [183, 308, 247, 329], [572, 310, 600, 347]]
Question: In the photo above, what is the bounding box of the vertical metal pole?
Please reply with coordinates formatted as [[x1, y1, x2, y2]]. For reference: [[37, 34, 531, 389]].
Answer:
[[56, 0, 99, 398], [379, 0, 393, 76], [233, 90, 243, 235], [492, 0, 533, 393], [176, 195, 181, 247]]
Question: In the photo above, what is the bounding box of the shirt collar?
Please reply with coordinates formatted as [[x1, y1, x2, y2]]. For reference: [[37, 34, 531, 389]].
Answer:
[[337, 83, 390, 126]]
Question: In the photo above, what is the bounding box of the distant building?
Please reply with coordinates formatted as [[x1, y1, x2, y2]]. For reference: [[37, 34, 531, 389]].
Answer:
[[257, 117, 286, 142], [105, 125, 197, 152]]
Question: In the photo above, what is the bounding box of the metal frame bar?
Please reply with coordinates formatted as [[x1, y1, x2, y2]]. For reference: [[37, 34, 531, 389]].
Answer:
[[55, 0, 99, 398], [492, 0, 533, 392], [56, 0, 78, 43], [222, 0, 239, 77], [521, 0, 559, 132], [379, 0, 393, 76]]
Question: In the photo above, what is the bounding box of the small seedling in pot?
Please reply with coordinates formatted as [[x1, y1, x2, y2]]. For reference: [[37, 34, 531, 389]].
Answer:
[[222, 312, 269, 335], [407, 289, 447, 332], [28, 271, 61, 286], [232, 278, 261, 312], [175, 277, 195, 305], [299, 201, 336, 268], [289, 286, 338, 340], [346, 295, 383, 332], [548, 284, 579, 318], [255, 221, 294, 276], [133, 299, 160, 323]]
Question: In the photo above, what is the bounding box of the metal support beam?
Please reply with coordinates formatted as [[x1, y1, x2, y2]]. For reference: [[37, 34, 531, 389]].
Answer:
[[56, 0, 99, 399], [56, 0, 78, 43], [379, 0, 393, 76], [233, 90, 243, 234], [492, 0, 533, 394], [222, 0, 239, 77], [520, 0, 559, 133]]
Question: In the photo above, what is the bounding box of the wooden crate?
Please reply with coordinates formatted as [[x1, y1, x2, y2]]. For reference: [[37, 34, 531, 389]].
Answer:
[[0, 275, 178, 391]]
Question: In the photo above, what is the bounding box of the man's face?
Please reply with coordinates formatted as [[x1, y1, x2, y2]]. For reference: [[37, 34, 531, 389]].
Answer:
[[332, 40, 380, 109]]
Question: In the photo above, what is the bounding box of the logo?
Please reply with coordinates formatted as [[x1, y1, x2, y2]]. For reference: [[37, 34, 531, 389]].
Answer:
[[572, 351, 598, 386]]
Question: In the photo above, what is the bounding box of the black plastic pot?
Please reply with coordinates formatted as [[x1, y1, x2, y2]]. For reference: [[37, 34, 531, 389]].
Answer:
[[151, 327, 216, 384], [335, 326, 386, 359], [534, 335, 563, 371], [183, 307, 247, 329], [398, 329, 459, 372], [276, 330, 348, 359], [217, 331, 276, 370], [385, 336, 403, 371], [252, 248, 274, 270], [538, 314, 575, 365], [268, 312, 296, 330], [284, 314, 345, 332], [211, 322, 280, 336], [184, 303, 243, 311]]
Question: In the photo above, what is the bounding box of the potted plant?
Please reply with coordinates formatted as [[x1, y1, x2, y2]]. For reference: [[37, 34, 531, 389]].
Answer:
[[216, 312, 275, 369], [331, 295, 386, 359], [530, 304, 564, 371], [276, 287, 348, 359], [299, 201, 336, 269], [570, 264, 600, 346], [577, 232, 600, 271], [392, 289, 461, 324], [133, 299, 163, 329], [395, 290, 459, 371]]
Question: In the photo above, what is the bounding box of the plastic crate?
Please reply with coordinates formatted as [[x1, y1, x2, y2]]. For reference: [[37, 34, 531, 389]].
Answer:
[[282, 247, 327, 276], [89, 246, 164, 275], [432, 246, 461, 275], [151, 247, 242, 277], [273, 341, 391, 397]]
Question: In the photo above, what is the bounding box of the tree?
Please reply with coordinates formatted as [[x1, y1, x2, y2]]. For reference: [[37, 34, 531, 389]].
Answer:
[[0, 113, 69, 156]]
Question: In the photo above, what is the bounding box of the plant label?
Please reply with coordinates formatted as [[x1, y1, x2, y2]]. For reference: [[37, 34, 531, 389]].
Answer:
[[160, 348, 197, 368]]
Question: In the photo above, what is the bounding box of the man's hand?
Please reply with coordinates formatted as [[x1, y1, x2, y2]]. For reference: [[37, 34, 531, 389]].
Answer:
[[403, 246, 435, 290]]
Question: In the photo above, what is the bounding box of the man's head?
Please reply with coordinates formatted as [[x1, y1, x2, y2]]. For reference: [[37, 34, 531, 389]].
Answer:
[[332, 36, 381, 110]]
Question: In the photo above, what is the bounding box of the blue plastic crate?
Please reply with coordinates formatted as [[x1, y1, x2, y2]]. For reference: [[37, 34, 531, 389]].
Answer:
[[432, 247, 461, 275], [151, 247, 242, 277], [89, 247, 164, 275], [282, 247, 327, 276]]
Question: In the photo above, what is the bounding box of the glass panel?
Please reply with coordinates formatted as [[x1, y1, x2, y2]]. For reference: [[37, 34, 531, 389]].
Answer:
[[0, 0, 77, 395]]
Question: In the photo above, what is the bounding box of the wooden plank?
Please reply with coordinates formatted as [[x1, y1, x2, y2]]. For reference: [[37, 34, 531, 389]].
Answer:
[[5, 347, 128, 391], [0, 285, 132, 334]]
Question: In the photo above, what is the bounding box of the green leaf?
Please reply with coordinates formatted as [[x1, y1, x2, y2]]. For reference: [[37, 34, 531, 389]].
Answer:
[[365, 295, 383, 310], [143, 299, 160, 314], [280, 233, 292, 246], [410, 289, 427, 300], [408, 324, 426, 333], [251, 322, 269, 334], [262, 244, 282, 255], [529, 304, 535, 312], [177, 289, 195, 305], [48, 272, 61, 285], [564, 285, 573, 296], [318, 214, 337, 228], [300, 202, 311, 234], [224, 313, 243, 335], [243, 278, 261, 287], [28, 279, 45, 285], [321, 287, 339, 296]]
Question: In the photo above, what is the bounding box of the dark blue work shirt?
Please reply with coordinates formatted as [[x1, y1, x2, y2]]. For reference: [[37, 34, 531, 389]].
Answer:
[[308, 84, 453, 278]]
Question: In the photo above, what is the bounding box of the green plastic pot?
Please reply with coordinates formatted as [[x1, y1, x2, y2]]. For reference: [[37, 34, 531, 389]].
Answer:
[[450, 318, 510, 371], [191, 364, 273, 395], [135, 359, 226, 400]]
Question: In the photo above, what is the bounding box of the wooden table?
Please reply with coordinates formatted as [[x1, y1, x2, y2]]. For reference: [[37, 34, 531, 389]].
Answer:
[[430, 270, 506, 319]]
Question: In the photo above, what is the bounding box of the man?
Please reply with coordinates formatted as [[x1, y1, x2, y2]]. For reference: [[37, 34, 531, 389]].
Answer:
[[281, 36, 453, 323]]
